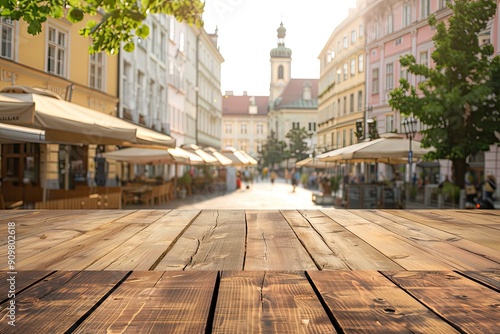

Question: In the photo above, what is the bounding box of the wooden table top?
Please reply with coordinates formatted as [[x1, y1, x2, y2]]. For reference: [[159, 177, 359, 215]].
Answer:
[[0, 209, 499, 333]]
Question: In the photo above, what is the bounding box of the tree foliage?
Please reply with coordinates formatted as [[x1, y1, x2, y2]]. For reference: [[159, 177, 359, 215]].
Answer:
[[259, 130, 287, 168], [285, 127, 311, 162], [389, 0, 500, 188], [0, 0, 205, 54]]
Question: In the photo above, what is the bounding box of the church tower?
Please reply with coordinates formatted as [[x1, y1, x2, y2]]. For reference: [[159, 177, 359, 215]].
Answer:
[[269, 22, 292, 104]]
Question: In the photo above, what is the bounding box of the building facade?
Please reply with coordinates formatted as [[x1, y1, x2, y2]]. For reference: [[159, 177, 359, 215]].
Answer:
[[221, 92, 268, 158], [317, 6, 367, 157], [0, 14, 120, 194]]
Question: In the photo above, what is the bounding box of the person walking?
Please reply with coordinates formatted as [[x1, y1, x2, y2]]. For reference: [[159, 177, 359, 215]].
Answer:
[[270, 170, 277, 185], [291, 168, 298, 192]]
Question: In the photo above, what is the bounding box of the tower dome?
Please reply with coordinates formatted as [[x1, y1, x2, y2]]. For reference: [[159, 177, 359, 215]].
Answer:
[[270, 22, 292, 58]]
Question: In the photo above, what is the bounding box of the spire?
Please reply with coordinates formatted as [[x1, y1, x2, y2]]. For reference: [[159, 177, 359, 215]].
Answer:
[[277, 22, 286, 45], [270, 22, 291, 58]]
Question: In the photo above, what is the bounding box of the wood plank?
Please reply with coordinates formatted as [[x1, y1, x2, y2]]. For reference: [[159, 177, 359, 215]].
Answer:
[[299, 210, 403, 270], [435, 210, 500, 229], [281, 210, 350, 270], [354, 210, 500, 270], [244, 210, 317, 270], [185, 210, 247, 270], [308, 270, 459, 333], [73, 271, 217, 334], [0, 271, 54, 301], [0, 271, 127, 333], [153, 210, 228, 270], [458, 271, 500, 291], [12, 213, 162, 270], [0, 211, 140, 269], [320, 209, 457, 270], [87, 210, 200, 270], [384, 209, 500, 251], [384, 271, 500, 334], [214, 271, 337, 333]]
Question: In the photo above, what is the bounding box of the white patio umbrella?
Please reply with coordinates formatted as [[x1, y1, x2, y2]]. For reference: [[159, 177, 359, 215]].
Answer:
[[101, 147, 189, 165], [318, 134, 431, 165], [203, 147, 233, 166], [295, 157, 336, 169], [180, 144, 219, 165]]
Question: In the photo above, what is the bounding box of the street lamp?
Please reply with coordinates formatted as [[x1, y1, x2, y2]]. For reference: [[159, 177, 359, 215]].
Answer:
[[402, 116, 418, 205]]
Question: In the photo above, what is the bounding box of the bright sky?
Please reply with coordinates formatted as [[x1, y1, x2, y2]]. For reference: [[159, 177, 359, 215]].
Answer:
[[202, 0, 358, 96]]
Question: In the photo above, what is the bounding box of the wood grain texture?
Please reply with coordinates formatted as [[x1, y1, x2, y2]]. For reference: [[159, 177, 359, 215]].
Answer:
[[87, 210, 200, 270], [354, 210, 500, 270], [244, 210, 317, 271], [74, 271, 217, 334], [214, 271, 336, 333], [0, 271, 127, 333], [384, 271, 500, 334], [384, 210, 500, 251], [300, 210, 403, 270], [281, 210, 348, 270], [458, 271, 500, 291], [308, 270, 460, 333], [321, 210, 456, 270]]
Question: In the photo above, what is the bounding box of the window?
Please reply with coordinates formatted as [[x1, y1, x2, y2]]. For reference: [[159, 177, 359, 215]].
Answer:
[[179, 32, 185, 52], [349, 129, 354, 145], [256, 123, 263, 134], [372, 68, 379, 94], [89, 53, 104, 90], [225, 123, 232, 134], [1, 18, 13, 59], [337, 98, 340, 117], [308, 122, 316, 132], [337, 67, 341, 82], [359, 24, 364, 37], [403, 5, 411, 27], [169, 19, 175, 41], [440, 0, 449, 9], [292, 122, 300, 129], [336, 132, 340, 148], [343, 129, 346, 146], [395, 37, 402, 46], [421, 0, 430, 19], [350, 94, 354, 113], [160, 32, 166, 62], [343, 96, 347, 115], [151, 23, 157, 54], [387, 13, 393, 34], [400, 66, 409, 83], [357, 91, 362, 111], [240, 123, 247, 134], [278, 65, 284, 79], [343, 63, 348, 80], [343, 36, 348, 49], [47, 27, 67, 77], [358, 54, 364, 72], [386, 63, 394, 90], [420, 51, 429, 66], [351, 30, 356, 44], [350, 58, 356, 76], [386, 115, 394, 132]]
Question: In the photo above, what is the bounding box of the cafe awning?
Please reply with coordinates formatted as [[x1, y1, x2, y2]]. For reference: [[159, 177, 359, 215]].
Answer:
[[222, 147, 258, 166], [101, 147, 188, 165], [180, 144, 219, 165], [203, 147, 233, 166], [0, 86, 175, 147], [0, 122, 45, 143]]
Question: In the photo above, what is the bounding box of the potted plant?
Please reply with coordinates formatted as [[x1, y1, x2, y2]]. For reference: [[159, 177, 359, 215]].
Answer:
[[177, 172, 192, 199]]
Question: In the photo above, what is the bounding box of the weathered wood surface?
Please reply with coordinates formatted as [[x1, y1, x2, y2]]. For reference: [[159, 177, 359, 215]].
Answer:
[[0, 209, 498, 333]]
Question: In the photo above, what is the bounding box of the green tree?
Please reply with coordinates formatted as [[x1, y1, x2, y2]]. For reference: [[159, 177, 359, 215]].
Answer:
[[285, 127, 311, 162], [260, 130, 287, 168], [0, 0, 204, 54], [389, 0, 500, 189]]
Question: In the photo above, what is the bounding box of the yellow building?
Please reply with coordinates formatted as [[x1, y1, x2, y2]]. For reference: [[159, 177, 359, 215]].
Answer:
[[317, 7, 367, 176], [0, 15, 120, 202]]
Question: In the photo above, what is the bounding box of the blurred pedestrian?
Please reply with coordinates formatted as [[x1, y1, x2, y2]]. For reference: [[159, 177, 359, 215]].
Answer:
[[270, 170, 277, 185]]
